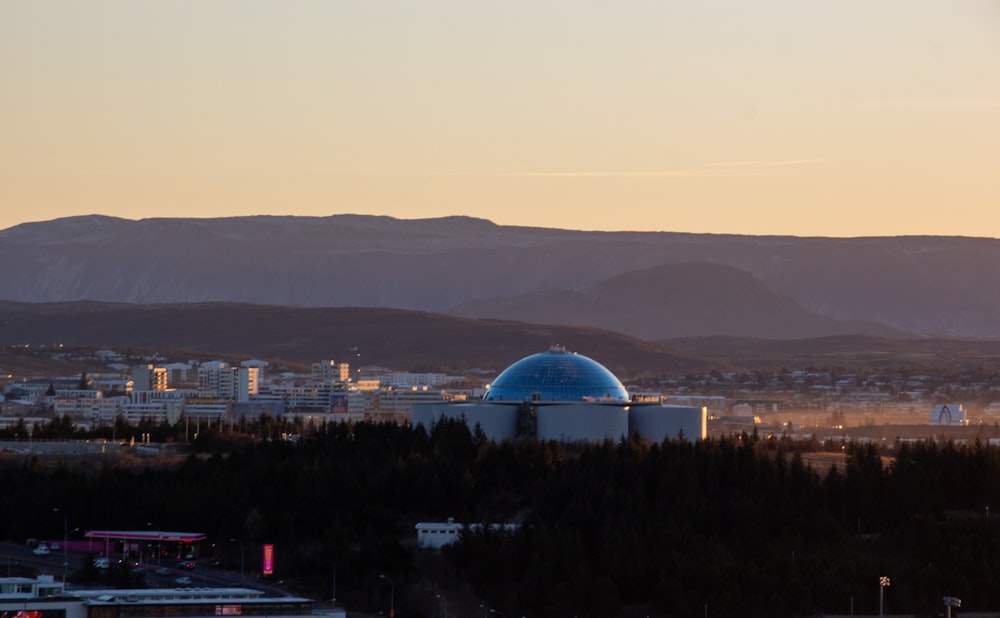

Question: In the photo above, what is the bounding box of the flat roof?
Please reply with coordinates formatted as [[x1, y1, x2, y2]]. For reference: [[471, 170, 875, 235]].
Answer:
[[84, 530, 207, 542], [71, 587, 265, 600], [69, 588, 310, 606]]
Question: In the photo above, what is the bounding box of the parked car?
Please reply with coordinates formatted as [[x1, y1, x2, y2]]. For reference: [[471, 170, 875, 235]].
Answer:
[[155, 567, 170, 576], [32, 544, 50, 556], [174, 576, 192, 586]]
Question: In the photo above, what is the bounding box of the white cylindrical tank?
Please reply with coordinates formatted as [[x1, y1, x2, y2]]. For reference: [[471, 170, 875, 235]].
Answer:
[[410, 402, 519, 442], [629, 404, 706, 442], [536, 404, 629, 443]]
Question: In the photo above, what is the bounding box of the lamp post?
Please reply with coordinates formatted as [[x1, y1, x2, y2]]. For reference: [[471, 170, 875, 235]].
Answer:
[[229, 538, 245, 582], [53, 508, 75, 583], [329, 559, 337, 607], [490, 609, 507, 618], [66, 527, 80, 579], [480, 604, 489, 618], [943, 596, 961, 618], [879, 576, 890, 618], [379, 574, 394, 618], [436, 594, 447, 618]]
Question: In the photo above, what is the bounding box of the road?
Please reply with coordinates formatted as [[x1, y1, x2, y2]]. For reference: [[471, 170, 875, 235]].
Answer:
[[1, 543, 72, 578], [0, 542, 288, 596]]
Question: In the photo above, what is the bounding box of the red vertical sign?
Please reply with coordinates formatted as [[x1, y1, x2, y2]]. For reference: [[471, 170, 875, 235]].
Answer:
[[262, 544, 274, 576]]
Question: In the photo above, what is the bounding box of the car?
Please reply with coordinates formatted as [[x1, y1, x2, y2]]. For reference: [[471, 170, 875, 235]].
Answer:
[[50, 542, 60, 551], [93, 557, 110, 569], [180, 561, 197, 570], [174, 576, 192, 586], [155, 567, 170, 576], [32, 544, 50, 556]]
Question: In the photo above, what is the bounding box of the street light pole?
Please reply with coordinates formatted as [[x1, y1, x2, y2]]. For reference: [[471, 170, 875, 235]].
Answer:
[[229, 539, 245, 583], [380, 574, 394, 618], [943, 596, 961, 618], [879, 576, 891, 618], [436, 594, 447, 618], [330, 559, 336, 607], [53, 508, 69, 583]]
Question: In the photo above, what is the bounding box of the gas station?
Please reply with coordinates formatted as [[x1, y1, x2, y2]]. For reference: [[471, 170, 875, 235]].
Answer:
[[81, 530, 207, 565]]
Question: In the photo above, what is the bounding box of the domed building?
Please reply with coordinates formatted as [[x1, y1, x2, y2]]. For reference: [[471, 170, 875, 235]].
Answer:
[[411, 346, 705, 443], [483, 346, 629, 403]]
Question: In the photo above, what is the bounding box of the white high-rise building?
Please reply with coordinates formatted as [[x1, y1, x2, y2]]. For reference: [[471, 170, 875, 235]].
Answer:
[[237, 366, 260, 403], [311, 360, 350, 385], [133, 364, 168, 391], [198, 361, 232, 398]]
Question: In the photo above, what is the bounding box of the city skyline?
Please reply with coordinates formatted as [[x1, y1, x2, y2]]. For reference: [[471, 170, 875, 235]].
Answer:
[[3, 1, 999, 238]]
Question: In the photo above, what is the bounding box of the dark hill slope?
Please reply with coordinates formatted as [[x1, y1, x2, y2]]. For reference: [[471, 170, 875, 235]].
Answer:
[[0, 301, 714, 377], [447, 263, 903, 340], [661, 334, 1000, 371]]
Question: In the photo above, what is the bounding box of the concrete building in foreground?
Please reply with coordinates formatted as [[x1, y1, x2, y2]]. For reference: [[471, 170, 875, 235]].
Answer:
[[411, 346, 705, 443], [0, 575, 345, 618]]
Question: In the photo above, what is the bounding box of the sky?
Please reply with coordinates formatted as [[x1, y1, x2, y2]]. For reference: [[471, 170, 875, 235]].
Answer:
[[2, 1, 999, 237]]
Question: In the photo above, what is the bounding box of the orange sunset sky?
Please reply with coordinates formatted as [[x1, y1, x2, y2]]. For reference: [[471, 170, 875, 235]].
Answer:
[[2, 1, 999, 237]]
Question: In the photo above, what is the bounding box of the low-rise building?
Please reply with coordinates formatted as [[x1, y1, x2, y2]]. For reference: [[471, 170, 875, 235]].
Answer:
[[0, 575, 344, 618]]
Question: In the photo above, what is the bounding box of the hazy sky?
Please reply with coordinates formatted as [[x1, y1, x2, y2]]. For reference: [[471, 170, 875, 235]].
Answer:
[[2, 1, 999, 236]]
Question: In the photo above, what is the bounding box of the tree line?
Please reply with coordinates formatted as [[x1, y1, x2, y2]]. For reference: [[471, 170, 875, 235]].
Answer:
[[3, 417, 1000, 617]]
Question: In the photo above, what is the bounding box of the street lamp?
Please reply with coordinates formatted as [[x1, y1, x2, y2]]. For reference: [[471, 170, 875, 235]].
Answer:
[[53, 508, 77, 583], [490, 609, 507, 618], [480, 604, 489, 618], [379, 574, 394, 618], [879, 576, 891, 618], [229, 538, 245, 582], [435, 594, 447, 618], [329, 559, 337, 607], [943, 596, 961, 618]]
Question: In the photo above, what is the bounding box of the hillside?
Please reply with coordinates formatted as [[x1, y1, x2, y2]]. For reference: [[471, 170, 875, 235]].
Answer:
[[0, 301, 713, 378], [2, 215, 1000, 339], [660, 334, 1000, 371], [447, 262, 903, 340]]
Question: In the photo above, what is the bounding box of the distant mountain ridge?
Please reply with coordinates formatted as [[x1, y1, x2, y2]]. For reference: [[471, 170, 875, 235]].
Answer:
[[2, 214, 999, 339], [0, 301, 710, 376], [447, 262, 904, 340]]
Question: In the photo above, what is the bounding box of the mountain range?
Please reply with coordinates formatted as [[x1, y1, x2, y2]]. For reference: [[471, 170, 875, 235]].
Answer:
[[0, 301, 712, 378], [2, 214, 999, 340]]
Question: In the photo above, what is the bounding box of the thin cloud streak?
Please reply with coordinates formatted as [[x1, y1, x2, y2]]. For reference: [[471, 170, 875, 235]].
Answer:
[[454, 159, 827, 178], [498, 170, 742, 178], [706, 159, 827, 168], [847, 99, 1000, 110]]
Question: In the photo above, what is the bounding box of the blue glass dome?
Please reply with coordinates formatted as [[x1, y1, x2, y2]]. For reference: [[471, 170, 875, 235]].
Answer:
[[484, 346, 630, 403]]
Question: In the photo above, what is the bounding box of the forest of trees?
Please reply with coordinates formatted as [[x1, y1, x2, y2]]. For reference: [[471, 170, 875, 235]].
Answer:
[[3, 418, 1000, 617]]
